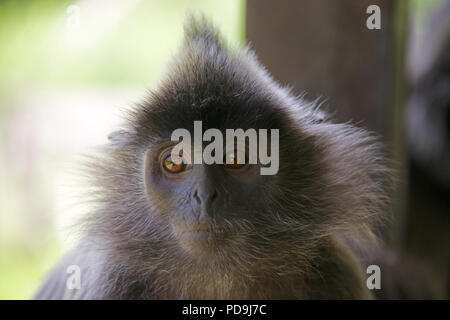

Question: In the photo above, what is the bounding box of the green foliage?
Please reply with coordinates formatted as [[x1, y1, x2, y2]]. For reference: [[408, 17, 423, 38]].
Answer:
[[0, 0, 245, 90], [0, 0, 244, 300], [0, 241, 62, 299]]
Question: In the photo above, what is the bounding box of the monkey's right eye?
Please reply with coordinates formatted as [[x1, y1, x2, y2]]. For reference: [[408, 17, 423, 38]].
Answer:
[[163, 155, 187, 173]]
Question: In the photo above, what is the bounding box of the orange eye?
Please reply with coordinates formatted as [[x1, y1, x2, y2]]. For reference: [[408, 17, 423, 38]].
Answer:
[[225, 150, 246, 169], [163, 155, 186, 173]]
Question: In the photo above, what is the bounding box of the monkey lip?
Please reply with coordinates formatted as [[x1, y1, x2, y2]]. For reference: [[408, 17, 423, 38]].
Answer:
[[173, 223, 229, 241], [181, 230, 225, 242]]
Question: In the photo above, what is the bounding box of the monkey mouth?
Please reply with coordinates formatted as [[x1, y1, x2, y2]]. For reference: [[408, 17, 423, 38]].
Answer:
[[172, 222, 230, 242]]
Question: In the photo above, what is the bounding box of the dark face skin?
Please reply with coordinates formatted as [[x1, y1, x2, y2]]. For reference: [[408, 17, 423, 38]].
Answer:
[[144, 133, 274, 257], [138, 92, 325, 263]]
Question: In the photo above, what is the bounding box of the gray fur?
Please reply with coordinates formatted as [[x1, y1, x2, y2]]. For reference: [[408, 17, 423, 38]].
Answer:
[[35, 15, 392, 300]]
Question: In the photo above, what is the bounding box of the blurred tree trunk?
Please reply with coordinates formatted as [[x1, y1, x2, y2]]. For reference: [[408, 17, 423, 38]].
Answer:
[[246, 0, 408, 245]]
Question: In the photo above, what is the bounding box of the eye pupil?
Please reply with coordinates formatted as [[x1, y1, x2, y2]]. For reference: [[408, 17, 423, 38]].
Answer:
[[163, 155, 186, 173], [225, 150, 245, 169]]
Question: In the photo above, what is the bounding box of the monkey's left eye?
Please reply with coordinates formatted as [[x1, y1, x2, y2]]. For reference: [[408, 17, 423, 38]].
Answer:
[[225, 150, 246, 170], [163, 155, 187, 173]]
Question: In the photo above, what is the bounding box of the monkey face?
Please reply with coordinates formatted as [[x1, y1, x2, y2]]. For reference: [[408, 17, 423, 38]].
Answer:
[[120, 18, 337, 262], [143, 134, 271, 257], [138, 106, 324, 261]]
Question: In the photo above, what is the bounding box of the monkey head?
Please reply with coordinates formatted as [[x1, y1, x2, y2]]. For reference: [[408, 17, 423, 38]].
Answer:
[[87, 17, 389, 277]]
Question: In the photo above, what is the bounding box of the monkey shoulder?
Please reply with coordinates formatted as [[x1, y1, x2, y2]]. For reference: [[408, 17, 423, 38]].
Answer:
[[34, 246, 100, 300], [305, 238, 373, 300]]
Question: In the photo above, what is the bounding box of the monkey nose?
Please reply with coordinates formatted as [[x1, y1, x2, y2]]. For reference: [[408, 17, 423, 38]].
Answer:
[[193, 189, 218, 205], [192, 188, 218, 218]]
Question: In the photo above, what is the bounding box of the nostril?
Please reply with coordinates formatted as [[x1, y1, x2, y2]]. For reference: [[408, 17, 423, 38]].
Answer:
[[210, 189, 218, 202], [193, 190, 201, 204]]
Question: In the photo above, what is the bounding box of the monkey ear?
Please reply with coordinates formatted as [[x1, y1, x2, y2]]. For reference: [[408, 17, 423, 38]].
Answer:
[[310, 109, 327, 124], [295, 97, 329, 124], [106, 130, 135, 151]]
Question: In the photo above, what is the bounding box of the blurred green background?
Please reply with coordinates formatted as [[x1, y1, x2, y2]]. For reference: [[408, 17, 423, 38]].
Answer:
[[0, 0, 244, 299], [0, 0, 443, 299]]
